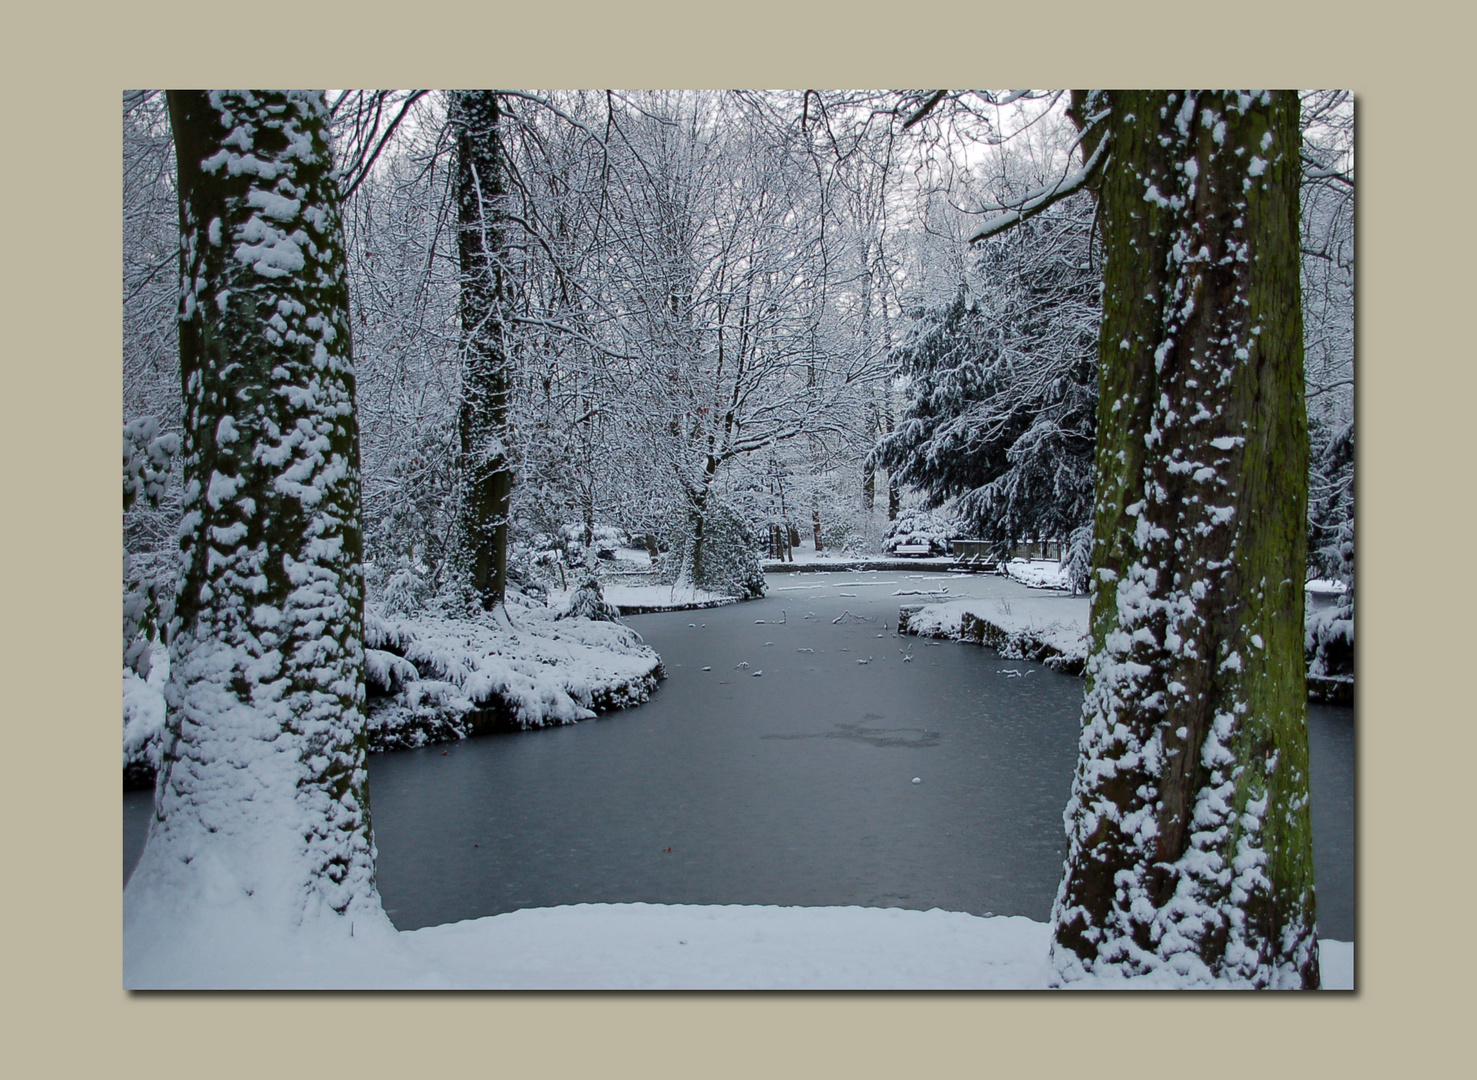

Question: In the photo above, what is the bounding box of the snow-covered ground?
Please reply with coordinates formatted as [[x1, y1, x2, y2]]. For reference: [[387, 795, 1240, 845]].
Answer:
[[122, 899, 1353, 989]]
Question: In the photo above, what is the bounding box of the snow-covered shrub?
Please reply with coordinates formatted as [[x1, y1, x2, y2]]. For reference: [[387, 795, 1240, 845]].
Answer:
[[122, 417, 180, 679], [881, 508, 958, 555], [122, 550, 174, 679], [123, 645, 169, 788], [1063, 524, 1093, 595], [1306, 592, 1354, 681], [123, 416, 179, 514], [558, 573, 622, 623], [366, 555, 435, 617], [818, 519, 862, 554], [506, 542, 563, 600], [664, 499, 766, 599]]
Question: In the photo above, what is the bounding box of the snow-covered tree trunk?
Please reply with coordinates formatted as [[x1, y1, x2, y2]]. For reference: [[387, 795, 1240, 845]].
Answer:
[[453, 90, 514, 608], [126, 92, 380, 957], [1051, 91, 1319, 988]]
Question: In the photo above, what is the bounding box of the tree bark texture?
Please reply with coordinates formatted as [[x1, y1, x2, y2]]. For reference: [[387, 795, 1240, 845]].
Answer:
[[141, 90, 376, 920], [453, 90, 513, 607], [1051, 91, 1318, 988]]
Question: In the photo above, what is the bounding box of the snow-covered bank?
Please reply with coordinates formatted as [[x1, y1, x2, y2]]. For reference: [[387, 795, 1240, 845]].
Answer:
[[900, 595, 1090, 675], [1306, 580, 1354, 705], [362, 599, 663, 749], [122, 900, 1353, 990], [763, 553, 1075, 578], [123, 596, 665, 780], [900, 576, 1356, 697]]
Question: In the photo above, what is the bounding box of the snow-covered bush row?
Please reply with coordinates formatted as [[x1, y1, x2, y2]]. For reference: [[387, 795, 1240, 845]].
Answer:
[[880, 508, 959, 555], [559, 522, 631, 556]]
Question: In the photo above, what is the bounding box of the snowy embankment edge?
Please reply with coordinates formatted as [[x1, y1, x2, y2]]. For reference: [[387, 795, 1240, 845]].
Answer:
[[124, 599, 667, 784], [122, 900, 1354, 990], [899, 597, 1090, 676], [900, 577, 1354, 702]]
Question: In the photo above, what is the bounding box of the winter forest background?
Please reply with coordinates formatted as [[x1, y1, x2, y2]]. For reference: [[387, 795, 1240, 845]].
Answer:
[[123, 89, 1352, 659]]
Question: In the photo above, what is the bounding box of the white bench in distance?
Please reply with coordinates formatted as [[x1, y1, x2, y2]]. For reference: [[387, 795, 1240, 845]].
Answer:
[[893, 544, 934, 557]]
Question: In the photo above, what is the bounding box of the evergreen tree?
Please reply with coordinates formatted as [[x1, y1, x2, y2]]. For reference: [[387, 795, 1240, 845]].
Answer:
[[125, 92, 379, 940], [875, 199, 1098, 550]]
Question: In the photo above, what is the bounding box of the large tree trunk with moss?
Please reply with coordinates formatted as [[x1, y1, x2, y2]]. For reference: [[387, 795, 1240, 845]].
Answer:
[[126, 92, 378, 944], [453, 90, 514, 607], [1050, 91, 1319, 988]]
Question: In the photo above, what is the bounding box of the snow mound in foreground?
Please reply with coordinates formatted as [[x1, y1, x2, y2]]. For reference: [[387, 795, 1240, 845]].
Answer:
[[123, 901, 1354, 990]]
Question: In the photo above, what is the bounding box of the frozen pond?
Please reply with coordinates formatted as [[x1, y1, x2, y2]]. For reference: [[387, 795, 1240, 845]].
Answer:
[[125, 569, 1354, 940]]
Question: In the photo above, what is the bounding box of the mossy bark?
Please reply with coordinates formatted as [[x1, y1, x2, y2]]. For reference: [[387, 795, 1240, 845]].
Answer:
[[453, 90, 514, 608], [154, 91, 376, 916], [1052, 92, 1318, 987]]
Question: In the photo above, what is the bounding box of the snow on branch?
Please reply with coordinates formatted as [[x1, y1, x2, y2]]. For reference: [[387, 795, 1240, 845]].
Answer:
[[968, 136, 1109, 243], [901, 90, 948, 131], [1301, 151, 1354, 188]]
